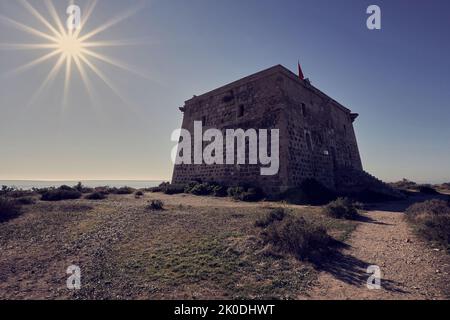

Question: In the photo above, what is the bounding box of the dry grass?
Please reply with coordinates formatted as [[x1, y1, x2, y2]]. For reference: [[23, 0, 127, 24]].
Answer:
[[0, 194, 356, 300]]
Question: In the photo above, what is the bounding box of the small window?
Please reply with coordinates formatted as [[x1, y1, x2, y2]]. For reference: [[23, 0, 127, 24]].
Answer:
[[343, 124, 347, 133], [301, 103, 307, 117], [238, 105, 244, 117], [202, 116, 206, 125]]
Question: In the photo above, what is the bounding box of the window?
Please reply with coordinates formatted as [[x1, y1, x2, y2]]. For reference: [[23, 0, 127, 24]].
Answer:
[[301, 103, 307, 117], [202, 116, 206, 125], [343, 124, 347, 133], [238, 105, 244, 117]]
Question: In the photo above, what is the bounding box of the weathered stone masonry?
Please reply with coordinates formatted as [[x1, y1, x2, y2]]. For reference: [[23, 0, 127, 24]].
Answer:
[[172, 65, 368, 195]]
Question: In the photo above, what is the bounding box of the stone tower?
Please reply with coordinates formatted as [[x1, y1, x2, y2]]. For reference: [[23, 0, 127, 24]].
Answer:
[[172, 65, 368, 195]]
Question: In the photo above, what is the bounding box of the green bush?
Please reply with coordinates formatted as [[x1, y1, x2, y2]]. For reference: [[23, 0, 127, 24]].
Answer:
[[164, 184, 185, 195], [147, 200, 164, 211], [255, 208, 286, 228], [85, 192, 107, 200], [227, 185, 265, 202], [189, 183, 213, 196], [323, 198, 360, 220], [0, 197, 21, 222], [135, 191, 144, 197], [281, 179, 336, 205], [261, 215, 332, 261], [405, 200, 450, 250], [211, 185, 227, 197], [41, 189, 82, 201]]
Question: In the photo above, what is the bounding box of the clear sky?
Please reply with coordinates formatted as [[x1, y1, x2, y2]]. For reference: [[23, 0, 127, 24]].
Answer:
[[0, 0, 449, 183]]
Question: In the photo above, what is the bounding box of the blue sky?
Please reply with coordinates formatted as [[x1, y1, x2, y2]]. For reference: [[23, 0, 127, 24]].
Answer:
[[0, 0, 449, 183]]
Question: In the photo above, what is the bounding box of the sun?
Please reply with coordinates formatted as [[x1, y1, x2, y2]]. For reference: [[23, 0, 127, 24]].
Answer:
[[0, 0, 148, 108], [58, 33, 83, 57]]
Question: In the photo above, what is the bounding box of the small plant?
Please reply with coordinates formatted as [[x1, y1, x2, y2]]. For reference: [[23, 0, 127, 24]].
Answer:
[[255, 208, 286, 228], [135, 190, 144, 197], [73, 182, 93, 193], [323, 198, 360, 220], [211, 184, 227, 197], [261, 215, 332, 261], [85, 192, 107, 200], [147, 200, 164, 211], [227, 185, 265, 202], [1, 185, 15, 196], [164, 184, 185, 195], [405, 200, 450, 250], [189, 183, 213, 196], [115, 186, 135, 195], [0, 197, 21, 222], [41, 189, 82, 201]]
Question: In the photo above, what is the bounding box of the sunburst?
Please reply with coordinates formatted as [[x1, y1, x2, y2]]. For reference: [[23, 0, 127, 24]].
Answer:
[[0, 0, 148, 108]]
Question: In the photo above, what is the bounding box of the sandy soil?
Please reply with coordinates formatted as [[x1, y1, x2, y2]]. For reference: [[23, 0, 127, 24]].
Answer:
[[305, 196, 450, 300]]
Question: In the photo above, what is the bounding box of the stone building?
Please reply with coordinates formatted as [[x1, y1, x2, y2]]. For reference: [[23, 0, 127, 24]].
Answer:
[[172, 65, 390, 196]]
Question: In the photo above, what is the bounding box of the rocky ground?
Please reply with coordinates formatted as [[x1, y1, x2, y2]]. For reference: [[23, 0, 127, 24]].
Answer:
[[0, 192, 448, 300]]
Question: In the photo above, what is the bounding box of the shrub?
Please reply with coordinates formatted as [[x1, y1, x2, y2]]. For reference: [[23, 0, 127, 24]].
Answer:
[[115, 186, 135, 195], [405, 200, 450, 220], [85, 192, 107, 200], [281, 179, 337, 206], [0, 197, 21, 222], [15, 197, 36, 205], [227, 185, 265, 202], [32, 187, 53, 195], [255, 208, 286, 228], [212, 184, 227, 197], [261, 215, 332, 261], [59, 185, 75, 191], [390, 179, 417, 190], [6, 190, 34, 199], [188, 183, 211, 196], [405, 200, 450, 250], [184, 181, 200, 194], [418, 185, 439, 195], [41, 189, 82, 201], [323, 198, 360, 220], [164, 184, 185, 195], [135, 191, 144, 197], [227, 186, 246, 199], [73, 182, 94, 194], [147, 200, 164, 211], [1, 185, 15, 196]]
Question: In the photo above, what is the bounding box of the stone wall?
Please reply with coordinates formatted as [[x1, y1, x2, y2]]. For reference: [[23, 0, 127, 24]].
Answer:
[[172, 65, 364, 194]]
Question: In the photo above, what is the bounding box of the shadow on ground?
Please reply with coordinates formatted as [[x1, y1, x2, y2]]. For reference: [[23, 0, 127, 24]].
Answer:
[[364, 192, 450, 213], [311, 241, 408, 294]]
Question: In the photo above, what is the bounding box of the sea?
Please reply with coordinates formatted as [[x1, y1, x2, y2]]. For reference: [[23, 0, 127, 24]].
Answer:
[[0, 180, 165, 190]]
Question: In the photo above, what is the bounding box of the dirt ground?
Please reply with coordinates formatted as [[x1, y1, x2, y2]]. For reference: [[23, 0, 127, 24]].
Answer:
[[306, 197, 450, 300], [0, 192, 449, 300]]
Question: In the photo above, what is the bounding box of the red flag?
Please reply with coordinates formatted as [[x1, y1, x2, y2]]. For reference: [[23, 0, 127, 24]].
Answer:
[[298, 61, 304, 80]]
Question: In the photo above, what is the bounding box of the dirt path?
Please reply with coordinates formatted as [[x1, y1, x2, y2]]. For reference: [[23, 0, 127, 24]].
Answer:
[[307, 208, 450, 300]]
